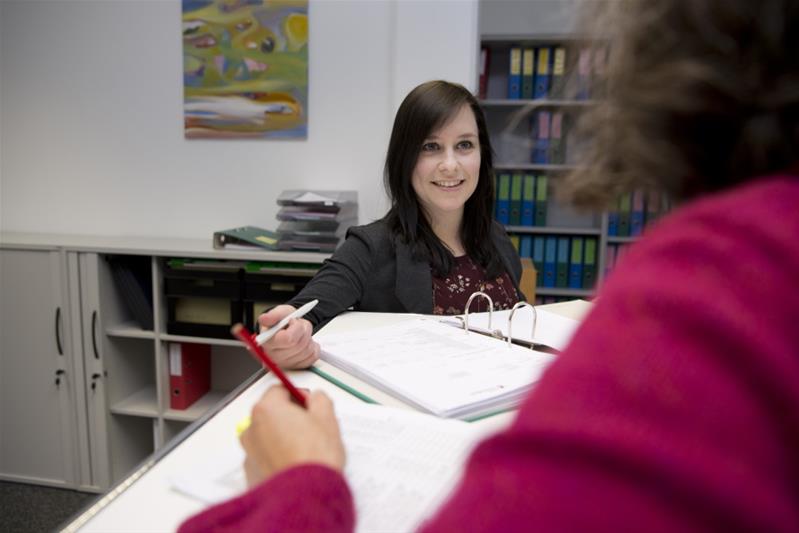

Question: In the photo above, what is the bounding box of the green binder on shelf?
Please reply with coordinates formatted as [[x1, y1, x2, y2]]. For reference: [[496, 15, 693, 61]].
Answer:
[[521, 48, 535, 99], [496, 173, 511, 224], [213, 226, 279, 250], [509, 173, 523, 225], [508, 47, 522, 99], [568, 236, 583, 289], [555, 236, 570, 288], [521, 173, 535, 226], [534, 175, 548, 226], [582, 237, 597, 289], [550, 46, 567, 99], [532, 236, 545, 287]]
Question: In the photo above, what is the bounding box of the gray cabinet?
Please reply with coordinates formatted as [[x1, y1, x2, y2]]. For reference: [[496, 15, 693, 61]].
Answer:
[[1, 235, 327, 491], [0, 249, 80, 487]]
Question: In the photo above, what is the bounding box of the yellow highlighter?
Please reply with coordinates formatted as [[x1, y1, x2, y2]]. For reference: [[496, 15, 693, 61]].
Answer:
[[236, 416, 251, 436]]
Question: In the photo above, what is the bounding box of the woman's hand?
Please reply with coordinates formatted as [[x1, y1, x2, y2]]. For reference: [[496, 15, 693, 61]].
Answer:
[[239, 386, 346, 487], [258, 305, 320, 369]]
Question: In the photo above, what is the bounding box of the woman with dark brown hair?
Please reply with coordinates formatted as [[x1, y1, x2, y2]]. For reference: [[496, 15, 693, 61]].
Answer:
[[181, 1, 799, 530], [257, 80, 523, 369]]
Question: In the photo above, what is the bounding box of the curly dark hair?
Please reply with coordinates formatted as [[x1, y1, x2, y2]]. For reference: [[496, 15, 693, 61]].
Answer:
[[559, 0, 799, 209], [382, 80, 504, 278]]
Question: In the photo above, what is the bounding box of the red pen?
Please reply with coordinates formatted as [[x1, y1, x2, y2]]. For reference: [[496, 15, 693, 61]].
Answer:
[[230, 323, 308, 408]]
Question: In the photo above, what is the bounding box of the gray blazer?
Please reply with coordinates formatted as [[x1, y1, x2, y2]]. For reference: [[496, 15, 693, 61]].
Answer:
[[287, 219, 524, 330]]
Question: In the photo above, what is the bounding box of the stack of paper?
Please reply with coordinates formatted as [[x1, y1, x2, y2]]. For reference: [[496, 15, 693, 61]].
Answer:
[[275, 190, 358, 252], [319, 318, 556, 420]]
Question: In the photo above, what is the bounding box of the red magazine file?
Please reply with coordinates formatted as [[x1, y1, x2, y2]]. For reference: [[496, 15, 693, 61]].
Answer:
[[169, 342, 211, 410]]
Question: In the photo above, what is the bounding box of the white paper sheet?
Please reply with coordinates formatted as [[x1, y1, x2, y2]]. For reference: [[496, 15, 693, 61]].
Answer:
[[170, 401, 483, 532]]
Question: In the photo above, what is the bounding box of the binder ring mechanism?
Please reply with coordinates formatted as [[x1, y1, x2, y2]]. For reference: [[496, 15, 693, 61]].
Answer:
[[508, 301, 537, 350], [463, 291, 505, 340]]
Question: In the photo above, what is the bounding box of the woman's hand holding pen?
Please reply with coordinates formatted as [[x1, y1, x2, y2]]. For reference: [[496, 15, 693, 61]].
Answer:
[[240, 386, 346, 487], [258, 305, 320, 369]]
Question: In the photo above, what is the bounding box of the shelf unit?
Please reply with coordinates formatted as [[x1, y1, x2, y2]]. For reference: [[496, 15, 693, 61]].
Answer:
[[478, 2, 671, 301], [478, 2, 614, 302], [0, 233, 328, 491]]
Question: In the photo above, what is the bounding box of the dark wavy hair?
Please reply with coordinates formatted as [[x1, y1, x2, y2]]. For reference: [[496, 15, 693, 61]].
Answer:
[[559, 0, 799, 208], [382, 80, 503, 278]]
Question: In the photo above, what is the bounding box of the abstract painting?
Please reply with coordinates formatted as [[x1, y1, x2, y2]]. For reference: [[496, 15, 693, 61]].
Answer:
[[182, 0, 308, 139]]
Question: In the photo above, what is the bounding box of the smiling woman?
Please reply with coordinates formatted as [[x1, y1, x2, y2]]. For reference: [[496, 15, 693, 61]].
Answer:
[[250, 80, 525, 370], [411, 104, 481, 255]]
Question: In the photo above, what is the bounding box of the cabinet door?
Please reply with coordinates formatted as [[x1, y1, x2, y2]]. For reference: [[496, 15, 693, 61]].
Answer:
[[0, 249, 78, 487], [76, 252, 112, 490]]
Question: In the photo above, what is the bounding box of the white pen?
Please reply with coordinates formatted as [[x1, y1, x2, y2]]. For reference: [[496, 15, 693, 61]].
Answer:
[[254, 299, 319, 345]]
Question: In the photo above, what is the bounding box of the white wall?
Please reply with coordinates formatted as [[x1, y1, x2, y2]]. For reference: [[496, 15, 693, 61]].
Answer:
[[0, 0, 478, 238]]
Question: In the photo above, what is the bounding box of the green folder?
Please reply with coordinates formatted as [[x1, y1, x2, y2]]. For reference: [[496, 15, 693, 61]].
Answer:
[[509, 173, 523, 226], [521, 48, 535, 99], [521, 173, 535, 226], [582, 237, 597, 289], [534, 175, 548, 226], [556, 236, 570, 288], [213, 226, 279, 250]]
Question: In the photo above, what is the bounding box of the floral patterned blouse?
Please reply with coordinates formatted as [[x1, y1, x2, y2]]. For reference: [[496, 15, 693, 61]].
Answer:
[[431, 255, 520, 315]]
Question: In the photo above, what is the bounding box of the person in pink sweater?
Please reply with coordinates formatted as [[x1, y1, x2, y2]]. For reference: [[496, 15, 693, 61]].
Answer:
[[180, 0, 799, 530]]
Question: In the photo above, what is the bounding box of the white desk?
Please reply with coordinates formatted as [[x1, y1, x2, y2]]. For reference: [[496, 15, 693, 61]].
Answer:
[[64, 303, 591, 532]]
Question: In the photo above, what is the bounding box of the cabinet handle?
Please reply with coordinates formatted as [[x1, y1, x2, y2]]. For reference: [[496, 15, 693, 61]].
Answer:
[[55, 307, 63, 356], [91, 310, 99, 360], [55, 368, 66, 387], [90, 372, 102, 392]]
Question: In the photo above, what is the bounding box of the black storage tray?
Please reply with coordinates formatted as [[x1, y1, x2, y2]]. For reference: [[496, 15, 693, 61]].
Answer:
[[164, 263, 245, 338], [164, 268, 242, 299], [166, 297, 244, 339], [243, 272, 307, 301], [243, 272, 310, 332]]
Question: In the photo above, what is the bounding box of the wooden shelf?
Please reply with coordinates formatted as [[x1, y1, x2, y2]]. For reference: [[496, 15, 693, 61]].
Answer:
[[110, 387, 158, 418], [163, 391, 227, 422]]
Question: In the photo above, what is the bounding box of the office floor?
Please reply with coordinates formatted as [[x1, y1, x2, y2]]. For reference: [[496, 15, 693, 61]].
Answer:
[[0, 481, 96, 532]]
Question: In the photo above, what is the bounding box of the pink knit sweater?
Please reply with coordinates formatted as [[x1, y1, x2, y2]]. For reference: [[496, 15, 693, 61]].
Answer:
[[180, 175, 799, 532]]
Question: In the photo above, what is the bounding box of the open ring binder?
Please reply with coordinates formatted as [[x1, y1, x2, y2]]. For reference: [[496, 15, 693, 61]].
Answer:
[[463, 290, 493, 333], [461, 291, 508, 341], [507, 301, 537, 350], [441, 296, 585, 352]]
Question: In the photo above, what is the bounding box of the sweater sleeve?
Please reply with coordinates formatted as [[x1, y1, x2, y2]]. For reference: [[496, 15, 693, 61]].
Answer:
[[178, 464, 354, 533], [420, 178, 799, 531]]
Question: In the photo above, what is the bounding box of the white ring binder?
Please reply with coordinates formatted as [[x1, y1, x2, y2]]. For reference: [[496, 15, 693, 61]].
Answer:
[[463, 291, 494, 334], [507, 301, 537, 349]]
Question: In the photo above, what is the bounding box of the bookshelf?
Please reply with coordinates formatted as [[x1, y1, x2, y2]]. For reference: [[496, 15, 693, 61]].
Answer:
[[478, 1, 667, 302]]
